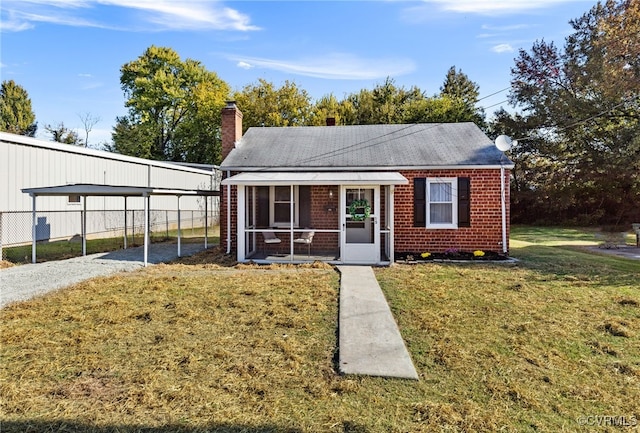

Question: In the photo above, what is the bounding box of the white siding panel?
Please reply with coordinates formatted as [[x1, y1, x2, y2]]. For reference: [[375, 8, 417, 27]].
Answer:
[[1, 133, 218, 213]]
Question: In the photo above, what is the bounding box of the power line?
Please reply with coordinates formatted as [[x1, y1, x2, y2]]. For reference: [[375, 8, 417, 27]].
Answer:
[[514, 95, 638, 143], [477, 87, 510, 102], [482, 100, 509, 110]]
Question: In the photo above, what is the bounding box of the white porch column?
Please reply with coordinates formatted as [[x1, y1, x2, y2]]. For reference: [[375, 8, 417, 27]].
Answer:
[[237, 185, 246, 261], [289, 184, 294, 261], [389, 185, 395, 264]]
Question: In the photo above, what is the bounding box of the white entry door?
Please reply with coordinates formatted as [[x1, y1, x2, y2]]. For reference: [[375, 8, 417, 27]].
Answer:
[[341, 186, 379, 264]]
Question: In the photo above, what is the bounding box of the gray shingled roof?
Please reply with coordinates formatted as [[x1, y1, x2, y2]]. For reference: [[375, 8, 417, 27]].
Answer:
[[221, 123, 511, 171]]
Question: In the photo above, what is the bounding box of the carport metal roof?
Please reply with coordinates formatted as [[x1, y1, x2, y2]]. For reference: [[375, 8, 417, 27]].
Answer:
[[22, 183, 220, 197], [22, 184, 220, 266]]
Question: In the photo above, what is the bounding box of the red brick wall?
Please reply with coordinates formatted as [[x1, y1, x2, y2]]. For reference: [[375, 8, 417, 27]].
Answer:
[[219, 176, 238, 253], [307, 185, 339, 251], [221, 103, 243, 161], [394, 169, 510, 254]]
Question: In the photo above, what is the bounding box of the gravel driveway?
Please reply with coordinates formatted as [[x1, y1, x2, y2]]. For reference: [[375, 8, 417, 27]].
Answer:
[[0, 243, 207, 309]]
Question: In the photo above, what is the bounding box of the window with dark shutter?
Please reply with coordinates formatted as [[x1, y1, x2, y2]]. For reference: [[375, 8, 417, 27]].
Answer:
[[458, 177, 471, 227], [414, 178, 426, 227]]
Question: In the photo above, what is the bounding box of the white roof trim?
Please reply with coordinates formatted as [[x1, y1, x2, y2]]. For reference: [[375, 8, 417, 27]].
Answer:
[[222, 164, 515, 172], [222, 171, 408, 186]]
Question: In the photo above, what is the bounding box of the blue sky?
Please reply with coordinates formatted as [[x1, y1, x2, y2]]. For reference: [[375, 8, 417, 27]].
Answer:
[[1, 0, 597, 146]]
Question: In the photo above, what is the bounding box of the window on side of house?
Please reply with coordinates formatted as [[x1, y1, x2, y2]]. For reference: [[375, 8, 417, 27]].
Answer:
[[427, 178, 457, 228], [414, 177, 470, 229], [270, 185, 299, 227], [68, 194, 81, 204]]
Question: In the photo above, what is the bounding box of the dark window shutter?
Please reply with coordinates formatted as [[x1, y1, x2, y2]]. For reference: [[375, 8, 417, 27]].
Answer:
[[458, 177, 471, 227], [257, 186, 269, 227], [299, 186, 311, 228], [414, 178, 426, 227]]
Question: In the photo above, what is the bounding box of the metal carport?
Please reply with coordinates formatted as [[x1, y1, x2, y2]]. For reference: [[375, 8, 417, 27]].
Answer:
[[22, 184, 220, 266]]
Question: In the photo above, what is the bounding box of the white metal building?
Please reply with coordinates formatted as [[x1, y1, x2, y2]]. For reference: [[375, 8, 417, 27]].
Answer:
[[1, 132, 220, 255]]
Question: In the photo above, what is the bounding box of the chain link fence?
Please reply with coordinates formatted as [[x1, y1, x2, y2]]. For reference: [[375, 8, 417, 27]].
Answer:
[[1, 207, 220, 262]]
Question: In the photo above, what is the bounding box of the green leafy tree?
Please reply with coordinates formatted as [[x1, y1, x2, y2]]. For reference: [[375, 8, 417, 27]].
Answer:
[[309, 94, 355, 126], [440, 66, 485, 126], [45, 122, 82, 145], [234, 79, 313, 131], [0, 80, 37, 136], [403, 95, 472, 124], [343, 78, 425, 125], [340, 76, 484, 126], [509, 0, 640, 225], [172, 80, 229, 164], [107, 117, 154, 158], [486, 109, 565, 223], [113, 46, 230, 163]]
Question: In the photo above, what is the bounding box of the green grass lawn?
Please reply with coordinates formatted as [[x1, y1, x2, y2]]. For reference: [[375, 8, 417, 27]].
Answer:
[[0, 227, 638, 432]]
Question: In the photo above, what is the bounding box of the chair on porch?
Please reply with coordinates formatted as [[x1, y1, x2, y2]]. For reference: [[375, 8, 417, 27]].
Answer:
[[262, 231, 281, 255], [294, 231, 315, 257]]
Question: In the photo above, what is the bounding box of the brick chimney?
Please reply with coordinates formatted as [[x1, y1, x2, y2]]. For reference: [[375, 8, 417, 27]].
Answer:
[[221, 101, 243, 161]]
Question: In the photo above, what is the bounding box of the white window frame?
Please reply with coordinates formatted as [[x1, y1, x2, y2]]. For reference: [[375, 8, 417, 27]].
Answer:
[[426, 178, 458, 229], [269, 185, 299, 227]]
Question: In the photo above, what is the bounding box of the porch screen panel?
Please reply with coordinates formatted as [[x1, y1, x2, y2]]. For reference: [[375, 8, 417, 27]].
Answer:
[[273, 186, 291, 224], [257, 186, 269, 227], [299, 186, 311, 228]]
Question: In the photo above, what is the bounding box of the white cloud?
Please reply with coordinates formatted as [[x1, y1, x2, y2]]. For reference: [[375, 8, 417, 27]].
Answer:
[[0, 18, 34, 32], [0, 0, 260, 32], [236, 61, 253, 70], [227, 53, 416, 80], [492, 43, 514, 53], [418, 0, 578, 15], [481, 23, 532, 31]]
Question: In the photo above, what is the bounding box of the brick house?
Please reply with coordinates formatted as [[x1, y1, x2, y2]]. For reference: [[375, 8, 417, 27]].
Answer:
[[220, 102, 514, 265]]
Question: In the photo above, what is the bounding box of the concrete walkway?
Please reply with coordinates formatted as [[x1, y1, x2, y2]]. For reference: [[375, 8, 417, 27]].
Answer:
[[337, 266, 419, 380]]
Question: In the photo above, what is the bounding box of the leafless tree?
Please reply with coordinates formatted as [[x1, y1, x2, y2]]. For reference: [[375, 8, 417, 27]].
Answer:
[[77, 112, 101, 148]]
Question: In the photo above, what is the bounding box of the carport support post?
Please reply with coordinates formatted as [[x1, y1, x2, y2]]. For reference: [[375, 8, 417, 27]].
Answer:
[[31, 194, 37, 264], [123, 197, 128, 249], [177, 195, 182, 258], [82, 195, 87, 256], [204, 197, 208, 250], [143, 193, 149, 267]]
